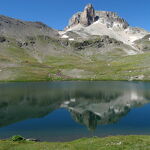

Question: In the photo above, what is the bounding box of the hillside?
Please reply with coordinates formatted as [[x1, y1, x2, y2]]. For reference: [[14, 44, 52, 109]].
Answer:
[[0, 4, 150, 81]]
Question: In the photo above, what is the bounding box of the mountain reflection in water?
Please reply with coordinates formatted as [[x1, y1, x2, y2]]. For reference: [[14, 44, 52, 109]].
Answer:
[[0, 81, 150, 141]]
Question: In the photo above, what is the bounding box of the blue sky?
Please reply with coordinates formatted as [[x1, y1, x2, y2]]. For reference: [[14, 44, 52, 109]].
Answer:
[[0, 0, 149, 31]]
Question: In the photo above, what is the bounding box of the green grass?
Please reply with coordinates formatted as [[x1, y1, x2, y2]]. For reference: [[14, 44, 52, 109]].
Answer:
[[0, 38, 150, 82], [1, 136, 150, 150], [1, 52, 150, 82]]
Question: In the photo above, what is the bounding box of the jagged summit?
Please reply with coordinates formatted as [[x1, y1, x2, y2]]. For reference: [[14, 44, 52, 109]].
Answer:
[[61, 4, 149, 48], [80, 4, 96, 26], [67, 4, 96, 28], [66, 4, 129, 30]]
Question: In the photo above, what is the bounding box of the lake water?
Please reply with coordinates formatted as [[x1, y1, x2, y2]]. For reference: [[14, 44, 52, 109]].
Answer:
[[0, 81, 150, 142]]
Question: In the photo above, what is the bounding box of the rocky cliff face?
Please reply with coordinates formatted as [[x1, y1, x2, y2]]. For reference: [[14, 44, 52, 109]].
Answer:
[[95, 11, 129, 29], [67, 4, 96, 28], [67, 4, 129, 30], [80, 4, 96, 26], [63, 4, 149, 49]]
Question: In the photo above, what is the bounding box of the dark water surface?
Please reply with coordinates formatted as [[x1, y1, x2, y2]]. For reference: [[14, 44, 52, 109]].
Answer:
[[0, 81, 150, 141]]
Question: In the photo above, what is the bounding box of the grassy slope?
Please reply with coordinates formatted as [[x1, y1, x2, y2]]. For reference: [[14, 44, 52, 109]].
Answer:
[[0, 37, 150, 81], [1, 136, 150, 150]]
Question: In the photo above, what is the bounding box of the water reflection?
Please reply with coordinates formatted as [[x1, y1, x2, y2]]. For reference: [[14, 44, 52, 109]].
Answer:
[[0, 81, 150, 140]]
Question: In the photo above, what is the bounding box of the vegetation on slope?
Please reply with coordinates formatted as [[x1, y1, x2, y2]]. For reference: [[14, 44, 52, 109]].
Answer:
[[0, 136, 150, 150], [0, 35, 150, 81]]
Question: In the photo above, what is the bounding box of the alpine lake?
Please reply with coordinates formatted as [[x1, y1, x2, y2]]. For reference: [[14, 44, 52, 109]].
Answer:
[[0, 81, 150, 142]]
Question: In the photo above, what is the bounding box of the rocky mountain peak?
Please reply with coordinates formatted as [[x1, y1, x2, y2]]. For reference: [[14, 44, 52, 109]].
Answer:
[[84, 3, 93, 10], [61, 4, 149, 49], [66, 4, 129, 30], [66, 4, 96, 29], [80, 4, 96, 26]]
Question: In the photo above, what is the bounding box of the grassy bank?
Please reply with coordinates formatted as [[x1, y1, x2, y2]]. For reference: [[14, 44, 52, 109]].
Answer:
[[1, 136, 150, 150]]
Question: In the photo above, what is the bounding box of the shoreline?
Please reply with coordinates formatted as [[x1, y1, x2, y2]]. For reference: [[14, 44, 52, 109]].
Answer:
[[0, 79, 150, 83], [1, 135, 150, 150]]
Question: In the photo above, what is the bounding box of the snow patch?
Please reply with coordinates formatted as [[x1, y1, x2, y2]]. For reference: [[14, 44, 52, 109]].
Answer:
[[69, 38, 74, 41], [125, 50, 138, 55], [65, 21, 149, 48], [93, 20, 100, 25], [61, 35, 69, 39], [58, 31, 66, 35], [129, 36, 140, 42]]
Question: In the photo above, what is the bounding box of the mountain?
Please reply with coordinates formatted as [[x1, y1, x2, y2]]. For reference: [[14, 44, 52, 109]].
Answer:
[[0, 4, 149, 81], [0, 15, 58, 39], [62, 4, 149, 50]]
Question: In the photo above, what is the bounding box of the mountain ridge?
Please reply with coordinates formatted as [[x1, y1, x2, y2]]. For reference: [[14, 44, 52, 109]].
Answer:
[[62, 4, 149, 50], [0, 4, 150, 81]]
